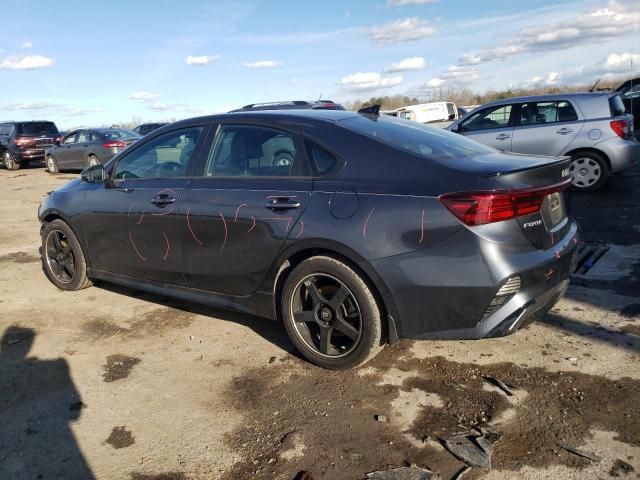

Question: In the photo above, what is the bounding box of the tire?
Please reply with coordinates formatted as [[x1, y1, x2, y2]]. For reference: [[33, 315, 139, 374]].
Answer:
[[46, 155, 59, 174], [41, 219, 92, 291], [569, 151, 609, 191], [4, 151, 20, 170], [88, 155, 99, 167], [281, 255, 383, 369]]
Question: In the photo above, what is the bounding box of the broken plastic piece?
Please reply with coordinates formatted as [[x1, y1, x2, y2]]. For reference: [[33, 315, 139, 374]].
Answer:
[[367, 465, 439, 479], [558, 444, 601, 462], [483, 376, 515, 396]]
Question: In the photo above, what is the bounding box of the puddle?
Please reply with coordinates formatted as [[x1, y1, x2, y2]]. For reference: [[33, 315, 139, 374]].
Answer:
[[106, 426, 135, 449], [103, 354, 141, 383]]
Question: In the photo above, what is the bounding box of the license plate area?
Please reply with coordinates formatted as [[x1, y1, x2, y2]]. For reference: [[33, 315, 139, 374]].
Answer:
[[541, 192, 566, 229]]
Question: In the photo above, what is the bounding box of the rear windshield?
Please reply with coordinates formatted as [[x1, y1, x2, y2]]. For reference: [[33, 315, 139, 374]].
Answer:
[[16, 122, 58, 136], [340, 115, 495, 161], [609, 95, 627, 117], [101, 129, 140, 139]]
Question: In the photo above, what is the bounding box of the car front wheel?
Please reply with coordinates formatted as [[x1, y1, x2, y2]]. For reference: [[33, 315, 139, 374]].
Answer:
[[281, 256, 383, 369], [41, 219, 92, 291]]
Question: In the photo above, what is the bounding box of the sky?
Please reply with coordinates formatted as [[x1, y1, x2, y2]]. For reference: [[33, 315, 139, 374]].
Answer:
[[0, 0, 639, 128]]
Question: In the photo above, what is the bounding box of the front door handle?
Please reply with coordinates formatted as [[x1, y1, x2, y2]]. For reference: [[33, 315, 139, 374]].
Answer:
[[495, 134, 510, 140], [556, 128, 573, 135], [265, 197, 301, 211], [151, 194, 176, 207]]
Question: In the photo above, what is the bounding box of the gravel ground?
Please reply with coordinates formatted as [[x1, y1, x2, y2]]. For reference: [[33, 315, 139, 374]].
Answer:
[[0, 165, 638, 480]]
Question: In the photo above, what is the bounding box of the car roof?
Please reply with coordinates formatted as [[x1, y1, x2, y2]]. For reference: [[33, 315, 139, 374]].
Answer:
[[170, 109, 360, 128], [480, 91, 612, 107]]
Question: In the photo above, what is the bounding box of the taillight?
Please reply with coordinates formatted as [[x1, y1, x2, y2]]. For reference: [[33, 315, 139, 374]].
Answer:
[[14, 137, 34, 148], [439, 180, 571, 226], [103, 140, 126, 148], [610, 120, 630, 139]]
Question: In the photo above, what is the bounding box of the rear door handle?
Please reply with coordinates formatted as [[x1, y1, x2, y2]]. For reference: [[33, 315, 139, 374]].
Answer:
[[556, 128, 573, 135], [495, 134, 511, 140], [265, 197, 301, 211], [151, 194, 176, 207]]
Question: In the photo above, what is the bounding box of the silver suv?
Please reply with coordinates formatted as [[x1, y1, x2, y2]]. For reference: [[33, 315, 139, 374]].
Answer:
[[447, 92, 639, 190]]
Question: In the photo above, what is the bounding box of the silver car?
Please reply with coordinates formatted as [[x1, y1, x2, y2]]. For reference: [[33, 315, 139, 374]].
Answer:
[[447, 92, 639, 190]]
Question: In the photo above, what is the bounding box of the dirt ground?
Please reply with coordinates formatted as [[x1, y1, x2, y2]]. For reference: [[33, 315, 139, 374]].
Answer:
[[1, 165, 639, 480]]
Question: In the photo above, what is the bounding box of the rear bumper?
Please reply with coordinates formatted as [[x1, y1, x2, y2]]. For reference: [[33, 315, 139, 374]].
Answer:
[[15, 148, 47, 162], [596, 136, 640, 173], [371, 219, 580, 340]]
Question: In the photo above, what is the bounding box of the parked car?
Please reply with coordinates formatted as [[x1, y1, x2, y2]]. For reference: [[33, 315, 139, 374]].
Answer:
[[396, 102, 461, 124], [616, 77, 639, 135], [229, 100, 345, 112], [133, 123, 168, 136], [447, 92, 638, 190], [38, 110, 579, 369], [0, 120, 60, 170], [45, 128, 141, 173]]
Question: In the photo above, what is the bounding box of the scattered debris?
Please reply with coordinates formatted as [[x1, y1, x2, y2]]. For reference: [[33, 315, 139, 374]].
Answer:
[[609, 458, 635, 477], [106, 426, 135, 449], [558, 444, 601, 462], [450, 466, 471, 480], [102, 354, 141, 383], [482, 376, 515, 396], [366, 465, 439, 479], [375, 414, 388, 422], [565, 357, 578, 362], [441, 428, 502, 469]]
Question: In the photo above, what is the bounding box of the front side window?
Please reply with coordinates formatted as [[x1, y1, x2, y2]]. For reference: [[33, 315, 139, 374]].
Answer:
[[113, 126, 204, 180], [76, 132, 91, 143], [459, 105, 512, 131], [204, 125, 298, 177], [63, 133, 77, 145], [519, 101, 578, 125]]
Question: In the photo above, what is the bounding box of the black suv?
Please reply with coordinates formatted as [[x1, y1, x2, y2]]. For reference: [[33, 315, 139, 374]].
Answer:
[[0, 121, 60, 170], [229, 100, 345, 112], [133, 123, 168, 136]]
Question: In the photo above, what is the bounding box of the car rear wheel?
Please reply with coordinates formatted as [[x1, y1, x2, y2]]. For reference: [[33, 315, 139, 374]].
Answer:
[[41, 219, 92, 291], [46, 155, 59, 174], [569, 151, 609, 191], [88, 155, 99, 167], [281, 256, 383, 369], [3, 151, 20, 170]]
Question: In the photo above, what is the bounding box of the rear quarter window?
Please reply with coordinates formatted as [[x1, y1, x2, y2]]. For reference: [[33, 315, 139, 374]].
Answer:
[[609, 95, 627, 117]]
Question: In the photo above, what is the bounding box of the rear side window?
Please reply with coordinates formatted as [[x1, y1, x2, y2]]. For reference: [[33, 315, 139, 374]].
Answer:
[[341, 115, 495, 161], [16, 122, 58, 136], [102, 129, 139, 139], [305, 141, 339, 175], [204, 125, 300, 177], [519, 101, 578, 125], [459, 104, 512, 131], [609, 95, 627, 117]]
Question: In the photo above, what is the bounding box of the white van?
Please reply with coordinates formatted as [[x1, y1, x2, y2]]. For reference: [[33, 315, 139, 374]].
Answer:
[[396, 102, 458, 124]]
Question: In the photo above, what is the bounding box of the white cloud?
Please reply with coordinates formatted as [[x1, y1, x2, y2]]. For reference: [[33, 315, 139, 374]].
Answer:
[[439, 65, 479, 82], [20, 42, 33, 49], [244, 60, 282, 68], [0, 55, 54, 70], [384, 56, 427, 73], [185, 54, 220, 65], [371, 17, 435, 43], [387, 0, 436, 4], [129, 91, 163, 101], [425, 78, 445, 87], [1, 102, 58, 110], [148, 102, 175, 111], [458, 1, 640, 65], [64, 108, 106, 117], [339, 72, 403, 91]]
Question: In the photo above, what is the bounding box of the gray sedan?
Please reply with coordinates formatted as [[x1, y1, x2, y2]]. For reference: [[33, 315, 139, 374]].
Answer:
[[45, 128, 140, 173], [447, 92, 639, 190]]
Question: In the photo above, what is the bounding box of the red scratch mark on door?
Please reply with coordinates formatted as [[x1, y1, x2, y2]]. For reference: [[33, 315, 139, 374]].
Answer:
[[295, 221, 304, 238], [127, 203, 144, 224], [259, 217, 294, 235], [554, 250, 561, 260], [362, 207, 376, 238], [544, 267, 554, 280], [186, 208, 203, 245], [235, 203, 247, 223], [161, 232, 170, 261], [419, 209, 425, 244], [219, 212, 228, 252], [248, 216, 256, 232], [152, 207, 174, 216], [128, 231, 147, 261]]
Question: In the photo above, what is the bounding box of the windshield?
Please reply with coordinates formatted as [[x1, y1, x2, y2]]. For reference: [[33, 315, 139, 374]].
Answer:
[[101, 129, 140, 139], [340, 115, 495, 161], [16, 122, 58, 136]]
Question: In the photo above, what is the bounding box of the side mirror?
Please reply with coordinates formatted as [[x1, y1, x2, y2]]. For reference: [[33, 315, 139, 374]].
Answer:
[[450, 124, 460, 133], [448, 113, 456, 121], [55, 138, 62, 146], [81, 164, 105, 183]]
